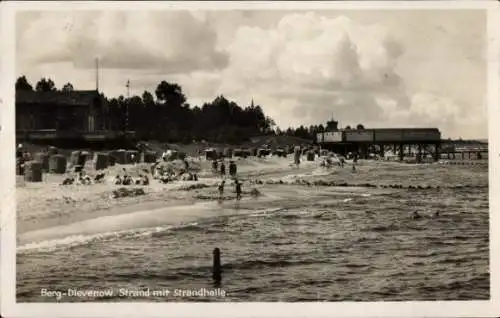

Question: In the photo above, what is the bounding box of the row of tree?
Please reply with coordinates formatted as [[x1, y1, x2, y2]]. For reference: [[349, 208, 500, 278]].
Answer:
[[15, 76, 364, 144], [16, 76, 73, 92]]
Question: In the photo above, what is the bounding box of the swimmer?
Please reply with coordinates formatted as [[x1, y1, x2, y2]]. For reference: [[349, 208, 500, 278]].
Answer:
[[412, 211, 422, 220]]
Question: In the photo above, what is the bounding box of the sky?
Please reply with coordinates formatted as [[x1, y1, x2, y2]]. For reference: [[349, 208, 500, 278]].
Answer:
[[16, 9, 487, 139]]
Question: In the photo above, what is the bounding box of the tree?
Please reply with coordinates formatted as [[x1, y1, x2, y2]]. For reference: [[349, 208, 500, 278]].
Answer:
[[264, 117, 276, 134], [356, 124, 365, 130], [345, 125, 352, 130], [16, 76, 313, 144], [15, 76, 33, 91], [62, 83, 74, 92], [154, 81, 186, 107], [35, 78, 57, 92], [142, 91, 155, 105]]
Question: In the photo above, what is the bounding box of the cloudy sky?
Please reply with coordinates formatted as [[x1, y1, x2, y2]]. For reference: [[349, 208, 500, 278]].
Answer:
[[16, 9, 487, 139]]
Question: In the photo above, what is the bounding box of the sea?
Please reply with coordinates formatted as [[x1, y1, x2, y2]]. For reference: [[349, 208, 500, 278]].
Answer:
[[16, 161, 489, 302]]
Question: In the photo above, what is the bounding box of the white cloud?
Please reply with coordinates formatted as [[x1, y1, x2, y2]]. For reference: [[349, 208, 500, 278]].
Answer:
[[16, 10, 487, 139], [216, 12, 405, 129], [17, 11, 228, 73]]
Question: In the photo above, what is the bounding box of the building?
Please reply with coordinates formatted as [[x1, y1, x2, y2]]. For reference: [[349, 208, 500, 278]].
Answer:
[[16, 90, 134, 148], [317, 128, 442, 161], [16, 89, 108, 131]]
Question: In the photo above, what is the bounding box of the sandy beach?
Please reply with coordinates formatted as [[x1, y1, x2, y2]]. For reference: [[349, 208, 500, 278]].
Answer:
[[16, 155, 319, 238]]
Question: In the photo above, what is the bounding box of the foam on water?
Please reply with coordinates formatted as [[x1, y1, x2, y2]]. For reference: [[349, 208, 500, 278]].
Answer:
[[17, 223, 198, 254], [18, 201, 223, 245], [16, 205, 298, 254]]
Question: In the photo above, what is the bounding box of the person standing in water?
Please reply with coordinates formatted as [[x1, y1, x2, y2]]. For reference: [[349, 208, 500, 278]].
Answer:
[[235, 179, 242, 200]]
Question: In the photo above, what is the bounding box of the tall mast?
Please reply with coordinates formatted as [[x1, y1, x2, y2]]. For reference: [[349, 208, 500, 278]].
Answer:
[[95, 58, 99, 92]]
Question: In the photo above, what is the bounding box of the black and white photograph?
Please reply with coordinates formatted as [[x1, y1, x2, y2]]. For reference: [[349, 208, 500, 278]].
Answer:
[[1, 1, 499, 317]]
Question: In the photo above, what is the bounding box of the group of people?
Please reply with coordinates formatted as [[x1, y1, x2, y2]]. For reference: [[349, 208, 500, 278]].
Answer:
[[211, 159, 242, 200], [217, 179, 243, 201], [152, 158, 198, 184], [211, 159, 238, 177], [61, 171, 106, 186], [318, 151, 360, 171], [113, 173, 149, 186]]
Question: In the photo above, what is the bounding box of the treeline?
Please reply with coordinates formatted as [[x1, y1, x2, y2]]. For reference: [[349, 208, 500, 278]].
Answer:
[[15, 76, 361, 144]]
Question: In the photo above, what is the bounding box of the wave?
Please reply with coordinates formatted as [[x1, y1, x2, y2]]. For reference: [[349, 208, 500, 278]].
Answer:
[[17, 222, 201, 254], [252, 177, 488, 190], [223, 258, 332, 270], [17, 205, 301, 254], [361, 224, 400, 232]]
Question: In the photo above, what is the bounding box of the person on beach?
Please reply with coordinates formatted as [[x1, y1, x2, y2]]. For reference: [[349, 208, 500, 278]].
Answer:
[[235, 180, 242, 200], [16, 144, 24, 159], [218, 180, 226, 199], [229, 161, 237, 177], [220, 161, 226, 176], [114, 175, 122, 185]]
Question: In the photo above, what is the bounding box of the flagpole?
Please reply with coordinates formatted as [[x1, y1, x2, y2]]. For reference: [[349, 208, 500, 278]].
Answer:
[[125, 80, 130, 132], [95, 58, 99, 92]]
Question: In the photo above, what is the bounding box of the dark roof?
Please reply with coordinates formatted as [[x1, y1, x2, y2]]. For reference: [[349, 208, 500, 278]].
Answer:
[[16, 90, 101, 106]]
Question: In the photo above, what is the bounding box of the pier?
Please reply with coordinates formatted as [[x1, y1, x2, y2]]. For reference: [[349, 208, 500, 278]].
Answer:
[[317, 128, 442, 161], [317, 128, 488, 162]]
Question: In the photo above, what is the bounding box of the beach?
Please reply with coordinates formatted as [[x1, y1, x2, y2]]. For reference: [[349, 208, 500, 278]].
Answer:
[[16, 156, 489, 302]]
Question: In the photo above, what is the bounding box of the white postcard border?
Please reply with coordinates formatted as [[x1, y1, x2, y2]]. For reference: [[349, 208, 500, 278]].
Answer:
[[1, 1, 499, 317]]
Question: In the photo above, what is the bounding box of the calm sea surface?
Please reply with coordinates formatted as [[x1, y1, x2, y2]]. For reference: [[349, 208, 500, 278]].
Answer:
[[17, 161, 489, 302]]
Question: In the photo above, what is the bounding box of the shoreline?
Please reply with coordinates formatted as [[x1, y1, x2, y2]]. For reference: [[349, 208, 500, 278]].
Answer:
[[16, 156, 488, 241], [16, 157, 319, 237]]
